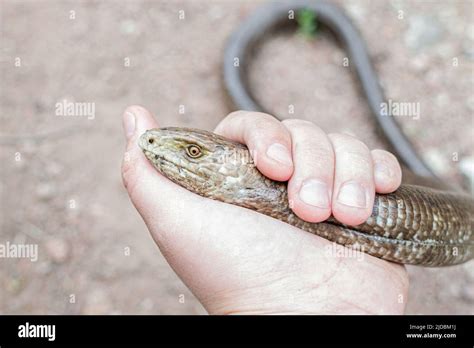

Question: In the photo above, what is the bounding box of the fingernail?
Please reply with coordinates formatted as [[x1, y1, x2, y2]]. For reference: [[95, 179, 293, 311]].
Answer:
[[374, 162, 393, 183], [337, 181, 367, 208], [266, 143, 292, 166], [124, 111, 136, 138], [299, 179, 330, 209]]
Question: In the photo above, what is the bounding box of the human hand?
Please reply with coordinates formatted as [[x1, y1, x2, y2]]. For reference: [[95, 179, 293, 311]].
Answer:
[[122, 106, 408, 314]]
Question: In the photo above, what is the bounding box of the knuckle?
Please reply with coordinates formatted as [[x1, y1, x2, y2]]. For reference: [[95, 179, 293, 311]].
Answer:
[[298, 142, 333, 166], [330, 133, 370, 154], [218, 111, 279, 139], [251, 114, 281, 132], [346, 152, 373, 172], [281, 121, 333, 171], [355, 139, 370, 154], [227, 110, 275, 123], [252, 116, 275, 131], [282, 118, 315, 130], [335, 148, 373, 176], [328, 132, 357, 142], [246, 117, 288, 144]]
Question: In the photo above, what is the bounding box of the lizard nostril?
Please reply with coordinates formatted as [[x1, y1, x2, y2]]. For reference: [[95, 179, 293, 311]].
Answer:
[[148, 138, 154, 144]]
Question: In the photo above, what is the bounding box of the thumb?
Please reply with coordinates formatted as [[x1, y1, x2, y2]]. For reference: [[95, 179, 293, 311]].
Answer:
[[121, 105, 225, 289], [121, 105, 160, 197], [121, 105, 195, 231]]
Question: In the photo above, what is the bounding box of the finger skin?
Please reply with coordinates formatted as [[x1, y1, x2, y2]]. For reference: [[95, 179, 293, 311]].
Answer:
[[282, 119, 334, 223], [122, 106, 408, 314], [371, 149, 402, 193], [214, 111, 294, 181], [328, 133, 375, 226]]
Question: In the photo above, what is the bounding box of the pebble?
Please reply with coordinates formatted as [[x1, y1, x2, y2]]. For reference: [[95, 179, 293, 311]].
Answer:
[[463, 262, 474, 281], [36, 182, 57, 200], [139, 298, 154, 311], [424, 149, 449, 176], [120, 20, 137, 35], [410, 53, 430, 72], [82, 288, 112, 314], [466, 97, 474, 112], [459, 156, 474, 193], [21, 139, 36, 156], [460, 284, 474, 303], [36, 261, 53, 275], [435, 93, 450, 108], [466, 23, 474, 41], [45, 162, 63, 177], [208, 5, 224, 21], [345, 2, 366, 22], [405, 15, 443, 50], [6, 277, 23, 295], [435, 42, 455, 59], [45, 238, 70, 263], [462, 40, 474, 60]]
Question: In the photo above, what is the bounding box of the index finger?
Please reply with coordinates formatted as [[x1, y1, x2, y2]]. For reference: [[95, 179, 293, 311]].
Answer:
[[214, 111, 294, 181]]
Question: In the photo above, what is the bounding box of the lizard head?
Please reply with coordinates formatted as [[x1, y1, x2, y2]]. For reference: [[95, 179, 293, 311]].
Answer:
[[139, 127, 254, 198]]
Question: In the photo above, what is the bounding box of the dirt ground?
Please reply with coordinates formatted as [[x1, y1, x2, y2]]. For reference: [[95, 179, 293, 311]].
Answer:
[[1, 0, 473, 314]]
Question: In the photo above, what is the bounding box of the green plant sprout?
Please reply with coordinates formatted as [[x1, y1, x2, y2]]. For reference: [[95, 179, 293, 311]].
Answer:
[[296, 9, 319, 38]]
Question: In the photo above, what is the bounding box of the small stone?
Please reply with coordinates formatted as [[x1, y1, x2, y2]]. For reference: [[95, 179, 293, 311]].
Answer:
[[36, 182, 56, 200], [426, 69, 441, 85], [45, 162, 63, 177], [22, 139, 36, 155], [45, 238, 70, 263], [462, 40, 474, 60], [463, 262, 474, 280], [139, 298, 154, 311], [467, 23, 474, 41], [208, 5, 224, 21], [120, 20, 136, 35], [460, 284, 474, 302], [405, 15, 444, 51], [89, 202, 105, 217], [466, 97, 474, 112], [345, 2, 366, 22], [6, 277, 23, 295], [82, 288, 112, 314], [36, 261, 53, 275], [435, 42, 455, 59], [410, 54, 430, 72], [435, 93, 449, 107], [459, 156, 474, 192], [424, 149, 449, 176]]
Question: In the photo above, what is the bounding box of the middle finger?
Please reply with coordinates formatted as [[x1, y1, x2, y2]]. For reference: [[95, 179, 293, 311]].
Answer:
[[282, 119, 335, 223]]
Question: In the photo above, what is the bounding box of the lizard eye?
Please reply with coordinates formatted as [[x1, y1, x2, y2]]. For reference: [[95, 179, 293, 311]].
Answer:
[[186, 144, 202, 158]]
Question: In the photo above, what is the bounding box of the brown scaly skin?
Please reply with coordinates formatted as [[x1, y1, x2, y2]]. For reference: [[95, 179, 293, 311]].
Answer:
[[139, 127, 474, 267]]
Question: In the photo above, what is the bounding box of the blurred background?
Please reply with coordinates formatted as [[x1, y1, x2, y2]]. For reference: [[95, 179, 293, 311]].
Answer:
[[0, 0, 473, 314]]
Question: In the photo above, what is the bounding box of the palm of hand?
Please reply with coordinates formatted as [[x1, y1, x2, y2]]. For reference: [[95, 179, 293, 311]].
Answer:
[[122, 106, 408, 314]]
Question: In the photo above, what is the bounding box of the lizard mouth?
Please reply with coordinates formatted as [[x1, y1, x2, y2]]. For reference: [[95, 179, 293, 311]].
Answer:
[[142, 149, 198, 179], [143, 150, 166, 170]]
